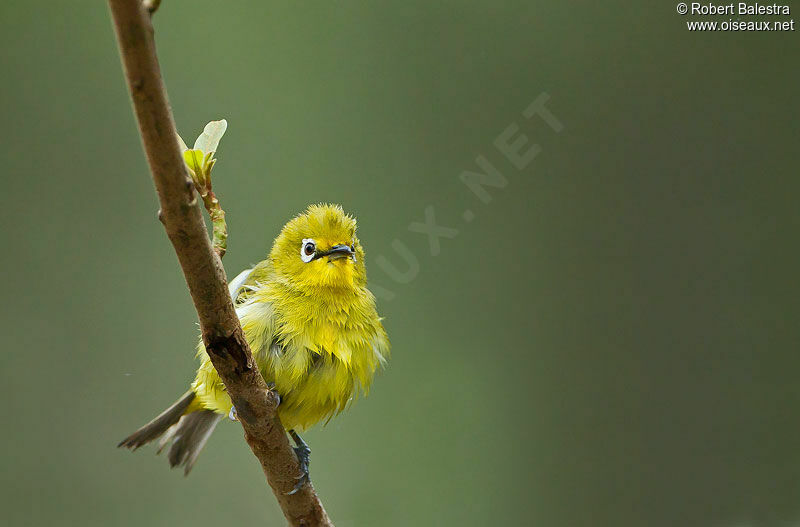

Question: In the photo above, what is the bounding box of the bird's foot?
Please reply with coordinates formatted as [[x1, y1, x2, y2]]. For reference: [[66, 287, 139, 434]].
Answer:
[[287, 430, 311, 495], [229, 384, 280, 423], [266, 382, 282, 406], [288, 445, 310, 495]]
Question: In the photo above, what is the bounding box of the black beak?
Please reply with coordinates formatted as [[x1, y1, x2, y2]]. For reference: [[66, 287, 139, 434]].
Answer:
[[313, 244, 356, 262]]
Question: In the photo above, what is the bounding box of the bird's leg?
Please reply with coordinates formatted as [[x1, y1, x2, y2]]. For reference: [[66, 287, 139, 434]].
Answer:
[[287, 429, 311, 495], [266, 382, 282, 406], [229, 383, 281, 422]]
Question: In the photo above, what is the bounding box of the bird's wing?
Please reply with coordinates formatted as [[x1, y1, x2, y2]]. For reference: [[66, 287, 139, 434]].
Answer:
[[229, 259, 275, 305], [228, 264, 280, 368], [228, 268, 254, 304]]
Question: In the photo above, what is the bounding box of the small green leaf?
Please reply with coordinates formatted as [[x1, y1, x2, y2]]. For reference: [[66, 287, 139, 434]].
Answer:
[[183, 149, 204, 173], [194, 119, 228, 154], [203, 152, 217, 178], [183, 149, 207, 187]]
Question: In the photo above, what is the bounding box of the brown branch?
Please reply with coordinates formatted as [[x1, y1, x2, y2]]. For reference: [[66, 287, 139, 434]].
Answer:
[[106, 1, 333, 525]]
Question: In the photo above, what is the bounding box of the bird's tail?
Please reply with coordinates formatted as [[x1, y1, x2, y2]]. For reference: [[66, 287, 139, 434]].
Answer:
[[118, 390, 223, 475]]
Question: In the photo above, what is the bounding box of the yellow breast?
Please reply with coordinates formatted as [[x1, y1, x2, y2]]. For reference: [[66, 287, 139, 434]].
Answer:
[[192, 282, 388, 431]]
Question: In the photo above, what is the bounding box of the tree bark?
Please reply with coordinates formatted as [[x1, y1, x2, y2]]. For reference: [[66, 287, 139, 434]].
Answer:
[[107, 1, 333, 525]]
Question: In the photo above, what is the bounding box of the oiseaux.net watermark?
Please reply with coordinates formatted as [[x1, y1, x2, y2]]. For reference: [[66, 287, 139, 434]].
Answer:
[[677, 2, 796, 31], [369, 92, 563, 301]]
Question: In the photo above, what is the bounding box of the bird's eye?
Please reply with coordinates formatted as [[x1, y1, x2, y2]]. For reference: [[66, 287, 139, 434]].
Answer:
[[300, 239, 316, 263], [350, 243, 355, 252]]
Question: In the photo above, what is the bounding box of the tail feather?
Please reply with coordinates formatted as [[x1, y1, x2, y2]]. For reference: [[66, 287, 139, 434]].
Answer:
[[118, 390, 196, 450], [118, 391, 222, 475], [160, 410, 222, 475]]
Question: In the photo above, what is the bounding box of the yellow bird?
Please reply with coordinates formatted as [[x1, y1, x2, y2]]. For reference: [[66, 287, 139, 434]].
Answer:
[[119, 204, 390, 490]]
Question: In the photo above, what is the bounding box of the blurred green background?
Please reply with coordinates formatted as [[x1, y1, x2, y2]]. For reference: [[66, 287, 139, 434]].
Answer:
[[2, 2, 799, 526]]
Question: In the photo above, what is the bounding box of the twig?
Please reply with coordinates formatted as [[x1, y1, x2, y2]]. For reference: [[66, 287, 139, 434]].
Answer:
[[106, 1, 333, 525], [182, 141, 229, 259], [203, 189, 227, 258]]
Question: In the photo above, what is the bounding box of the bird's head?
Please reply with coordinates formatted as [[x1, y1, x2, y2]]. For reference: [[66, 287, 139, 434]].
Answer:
[[270, 204, 366, 291]]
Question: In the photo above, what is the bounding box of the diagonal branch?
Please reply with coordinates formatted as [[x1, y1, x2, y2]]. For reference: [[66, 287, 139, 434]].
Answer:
[[106, 1, 332, 525]]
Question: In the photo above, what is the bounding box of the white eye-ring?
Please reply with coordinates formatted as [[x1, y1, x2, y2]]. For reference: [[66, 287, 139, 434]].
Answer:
[[300, 238, 316, 263]]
